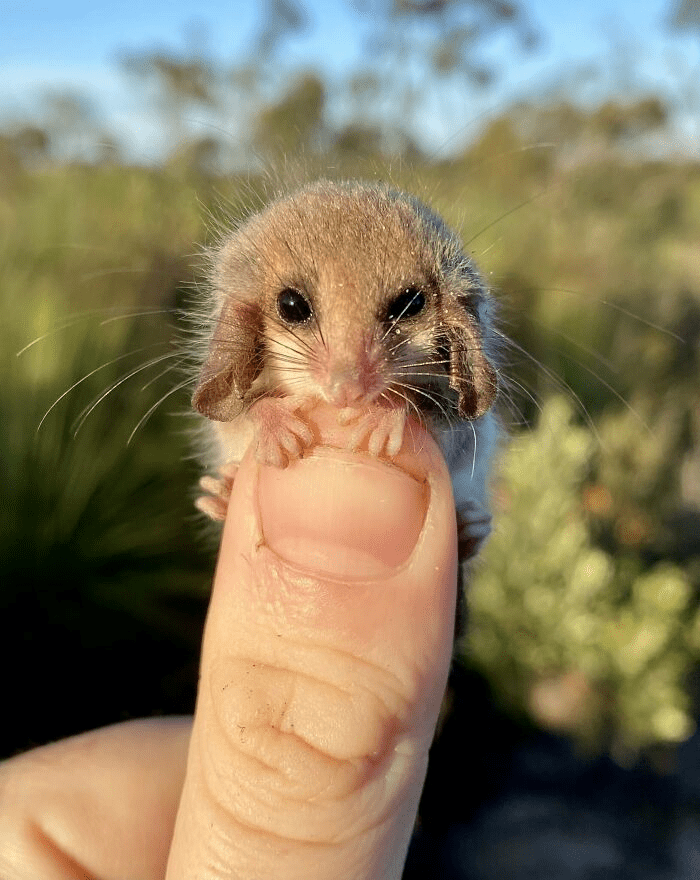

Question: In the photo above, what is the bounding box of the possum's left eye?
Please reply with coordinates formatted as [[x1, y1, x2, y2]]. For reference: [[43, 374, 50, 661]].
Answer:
[[277, 288, 313, 324], [385, 287, 425, 323]]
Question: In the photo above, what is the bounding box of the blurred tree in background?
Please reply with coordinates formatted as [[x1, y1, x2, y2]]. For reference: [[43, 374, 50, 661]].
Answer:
[[1, 0, 699, 781]]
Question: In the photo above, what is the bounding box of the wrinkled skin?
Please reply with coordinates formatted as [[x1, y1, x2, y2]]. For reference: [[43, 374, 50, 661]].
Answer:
[[0, 406, 458, 880]]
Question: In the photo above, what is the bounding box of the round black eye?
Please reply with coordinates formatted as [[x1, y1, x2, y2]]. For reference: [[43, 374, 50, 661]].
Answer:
[[277, 288, 312, 324], [386, 288, 425, 323]]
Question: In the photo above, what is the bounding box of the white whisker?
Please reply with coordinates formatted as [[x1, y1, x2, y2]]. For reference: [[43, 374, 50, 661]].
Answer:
[[37, 344, 170, 431], [71, 350, 180, 437], [127, 378, 192, 446]]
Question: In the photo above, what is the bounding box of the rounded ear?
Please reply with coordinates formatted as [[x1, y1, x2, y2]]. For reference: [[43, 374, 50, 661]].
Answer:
[[192, 299, 264, 422], [443, 295, 498, 420]]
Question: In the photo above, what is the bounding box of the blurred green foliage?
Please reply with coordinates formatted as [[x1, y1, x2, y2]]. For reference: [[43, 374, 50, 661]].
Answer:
[[1, 1, 699, 760], [0, 165, 216, 752], [466, 398, 696, 757]]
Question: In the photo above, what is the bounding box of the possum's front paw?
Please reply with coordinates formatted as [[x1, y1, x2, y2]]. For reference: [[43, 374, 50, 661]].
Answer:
[[249, 398, 314, 467], [456, 501, 492, 560], [341, 406, 407, 458], [195, 462, 239, 522]]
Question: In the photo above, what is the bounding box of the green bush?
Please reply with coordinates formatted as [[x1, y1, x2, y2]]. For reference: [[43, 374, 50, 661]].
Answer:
[[464, 398, 697, 757]]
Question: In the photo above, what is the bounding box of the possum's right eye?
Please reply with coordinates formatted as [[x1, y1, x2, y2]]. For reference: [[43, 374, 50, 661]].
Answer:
[[385, 287, 426, 323], [277, 288, 313, 324]]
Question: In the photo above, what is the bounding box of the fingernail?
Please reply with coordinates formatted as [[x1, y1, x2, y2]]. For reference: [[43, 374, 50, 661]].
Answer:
[[258, 451, 428, 579]]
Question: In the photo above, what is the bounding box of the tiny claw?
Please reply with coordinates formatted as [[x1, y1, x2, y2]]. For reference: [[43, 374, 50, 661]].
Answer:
[[338, 406, 362, 426], [255, 436, 287, 468], [347, 407, 407, 459], [195, 463, 238, 522], [199, 475, 225, 497], [195, 494, 228, 522], [367, 426, 386, 457], [250, 397, 314, 467]]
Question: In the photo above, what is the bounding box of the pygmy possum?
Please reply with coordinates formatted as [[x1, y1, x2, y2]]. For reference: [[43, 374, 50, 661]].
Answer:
[[192, 179, 500, 560]]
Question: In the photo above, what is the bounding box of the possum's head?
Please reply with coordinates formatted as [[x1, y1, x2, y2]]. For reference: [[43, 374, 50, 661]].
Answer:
[[192, 180, 498, 424]]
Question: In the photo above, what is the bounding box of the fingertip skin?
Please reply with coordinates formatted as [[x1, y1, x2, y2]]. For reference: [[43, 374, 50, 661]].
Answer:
[[167, 407, 458, 880]]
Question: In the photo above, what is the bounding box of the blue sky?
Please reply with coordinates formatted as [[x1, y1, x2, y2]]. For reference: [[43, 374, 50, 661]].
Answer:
[[0, 0, 696, 159]]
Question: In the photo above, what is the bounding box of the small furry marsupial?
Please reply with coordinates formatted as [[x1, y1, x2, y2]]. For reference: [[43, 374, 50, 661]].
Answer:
[[192, 179, 500, 560]]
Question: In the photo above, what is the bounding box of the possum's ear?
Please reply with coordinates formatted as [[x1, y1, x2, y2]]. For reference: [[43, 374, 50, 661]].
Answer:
[[192, 299, 264, 422], [443, 294, 498, 420]]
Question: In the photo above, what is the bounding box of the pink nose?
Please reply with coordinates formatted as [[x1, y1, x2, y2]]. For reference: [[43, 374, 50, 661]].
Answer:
[[327, 375, 364, 407]]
